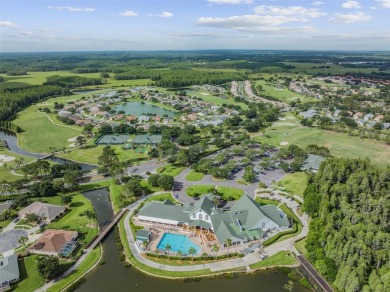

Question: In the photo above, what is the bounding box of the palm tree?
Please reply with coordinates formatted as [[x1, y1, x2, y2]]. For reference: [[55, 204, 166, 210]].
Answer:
[[188, 247, 197, 261], [212, 244, 219, 260], [202, 252, 208, 261], [165, 244, 172, 260], [18, 235, 28, 246], [224, 239, 232, 258], [177, 250, 183, 262]]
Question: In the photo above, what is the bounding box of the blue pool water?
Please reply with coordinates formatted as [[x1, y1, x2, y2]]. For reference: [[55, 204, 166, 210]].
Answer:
[[157, 233, 200, 255]]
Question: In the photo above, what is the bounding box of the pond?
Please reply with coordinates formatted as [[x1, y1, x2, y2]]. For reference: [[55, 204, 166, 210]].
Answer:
[[79, 189, 310, 292], [113, 102, 176, 117]]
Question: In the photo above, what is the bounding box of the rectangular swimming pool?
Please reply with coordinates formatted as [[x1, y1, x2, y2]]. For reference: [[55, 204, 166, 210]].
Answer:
[[157, 233, 200, 255]]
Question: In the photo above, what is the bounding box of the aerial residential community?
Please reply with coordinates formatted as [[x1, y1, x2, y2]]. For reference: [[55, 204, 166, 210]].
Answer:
[[0, 1, 389, 292]]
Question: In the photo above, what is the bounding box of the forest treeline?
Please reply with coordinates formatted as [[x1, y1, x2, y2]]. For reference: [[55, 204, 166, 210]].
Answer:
[[114, 68, 244, 87], [44, 75, 102, 87], [0, 85, 69, 121], [303, 158, 390, 292]]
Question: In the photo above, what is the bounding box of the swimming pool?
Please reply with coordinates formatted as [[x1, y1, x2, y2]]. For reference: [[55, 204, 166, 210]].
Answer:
[[157, 233, 200, 255]]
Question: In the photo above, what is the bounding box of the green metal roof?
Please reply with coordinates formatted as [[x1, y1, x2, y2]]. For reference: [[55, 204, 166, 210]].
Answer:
[[260, 205, 290, 228], [301, 154, 325, 171], [132, 135, 162, 144], [138, 201, 189, 223], [136, 229, 151, 242]]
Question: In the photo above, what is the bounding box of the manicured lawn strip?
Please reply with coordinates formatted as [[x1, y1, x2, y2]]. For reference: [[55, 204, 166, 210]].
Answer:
[[185, 170, 205, 181], [216, 186, 244, 200], [118, 216, 211, 278], [35, 193, 98, 246], [13, 255, 45, 292], [58, 145, 103, 165], [79, 180, 111, 192], [109, 180, 125, 213], [0, 219, 11, 229], [145, 192, 176, 203], [254, 80, 309, 102], [156, 164, 185, 177], [186, 185, 214, 196], [277, 172, 309, 198], [46, 247, 102, 292], [140, 180, 163, 193], [295, 238, 308, 257], [249, 251, 297, 270]]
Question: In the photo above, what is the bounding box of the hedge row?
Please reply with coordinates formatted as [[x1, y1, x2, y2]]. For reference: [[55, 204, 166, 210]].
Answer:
[[263, 220, 299, 246], [145, 252, 244, 262]]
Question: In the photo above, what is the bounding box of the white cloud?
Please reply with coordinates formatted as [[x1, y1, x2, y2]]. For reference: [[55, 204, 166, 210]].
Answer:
[[312, 1, 324, 6], [208, 0, 253, 4], [253, 5, 326, 18], [19, 31, 33, 36], [118, 10, 138, 17], [342, 1, 361, 9], [157, 11, 173, 18], [377, 0, 390, 8], [48, 6, 95, 12], [197, 15, 318, 33], [329, 12, 370, 23], [0, 20, 20, 29]]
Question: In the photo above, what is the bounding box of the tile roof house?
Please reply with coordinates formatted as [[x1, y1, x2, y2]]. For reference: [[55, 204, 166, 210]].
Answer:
[[0, 254, 20, 288], [137, 194, 290, 247], [19, 202, 66, 223], [29, 229, 78, 257]]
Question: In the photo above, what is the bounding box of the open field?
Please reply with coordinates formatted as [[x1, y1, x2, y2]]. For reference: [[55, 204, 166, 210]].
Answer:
[[284, 62, 380, 75], [185, 185, 244, 200], [255, 113, 390, 165], [254, 80, 315, 102], [185, 89, 249, 109], [0, 71, 151, 89], [277, 172, 309, 198], [13, 255, 45, 292], [35, 193, 98, 245], [185, 185, 214, 196]]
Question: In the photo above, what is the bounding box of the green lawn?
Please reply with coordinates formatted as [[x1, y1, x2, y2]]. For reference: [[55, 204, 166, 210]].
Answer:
[[36, 193, 98, 246], [0, 148, 35, 181], [185, 170, 205, 181], [146, 192, 179, 204], [109, 181, 125, 213], [216, 186, 244, 200], [254, 80, 311, 102], [13, 255, 45, 292], [140, 180, 163, 193], [186, 89, 248, 109], [46, 247, 102, 292], [156, 164, 185, 177], [277, 172, 309, 198], [186, 185, 215, 196], [79, 180, 112, 192], [295, 238, 308, 257], [256, 113, 390, 165], [249, 251, 297, 270], [15, 108, 81, 154]]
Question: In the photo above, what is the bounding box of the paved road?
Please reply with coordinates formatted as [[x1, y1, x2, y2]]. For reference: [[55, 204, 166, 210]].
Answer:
[[123, 191, 308, 273]]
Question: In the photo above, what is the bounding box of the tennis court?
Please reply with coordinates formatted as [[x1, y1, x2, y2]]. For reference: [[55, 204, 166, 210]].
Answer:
[[95, 134, 130, 145]]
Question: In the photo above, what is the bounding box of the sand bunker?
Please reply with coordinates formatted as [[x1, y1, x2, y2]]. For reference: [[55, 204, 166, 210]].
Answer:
[[201, 93, 210, 96], [0, 155, 15, 162], [280, 142, 289, 146], [67, 136, 79, 142]]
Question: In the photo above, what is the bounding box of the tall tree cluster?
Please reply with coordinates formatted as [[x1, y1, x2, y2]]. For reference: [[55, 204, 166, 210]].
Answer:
[[303, 158, 390, 292]]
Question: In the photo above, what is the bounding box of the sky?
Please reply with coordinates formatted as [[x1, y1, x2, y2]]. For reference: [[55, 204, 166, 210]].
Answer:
[[0, 0, 390, 52]]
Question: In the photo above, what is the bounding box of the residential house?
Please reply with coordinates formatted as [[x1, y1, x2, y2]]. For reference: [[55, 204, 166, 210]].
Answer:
[[153, 115, 162, 122], [0, 255, 20, 289], [299, 109, 318, 119], [138, 116, 150, 123], [126, 115, 137, 123], [29, 229, 78, 257], [363, 113, 375, 121], [374, 115, 384, 122], [353, 112, 364, 119], [19, 202, 66, 223]]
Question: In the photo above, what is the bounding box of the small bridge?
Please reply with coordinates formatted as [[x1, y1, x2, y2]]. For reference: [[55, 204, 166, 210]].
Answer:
[[296, 255, 335, 292], [39, 153, 55, 160], [87, 208, 127, 251]]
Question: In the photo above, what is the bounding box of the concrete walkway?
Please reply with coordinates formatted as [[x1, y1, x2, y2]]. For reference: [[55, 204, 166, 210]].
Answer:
[[123, 191, 308, 273]]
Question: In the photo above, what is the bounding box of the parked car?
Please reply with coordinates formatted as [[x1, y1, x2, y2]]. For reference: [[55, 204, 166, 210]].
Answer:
[[13, 217, 20, 223]]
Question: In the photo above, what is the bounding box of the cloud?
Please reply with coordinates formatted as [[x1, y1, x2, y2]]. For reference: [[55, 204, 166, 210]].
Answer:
[[197, 15, 318, 33], [170, 32, 218, 37], [208, 0, 253, 4], [253, 5, 326, 18], [342, 1, 361, 9], [157, 11, 173, 18], [329, 12, 370, 23], [377, 0, 390, 8], [118, 10, 138, 17], [0, 20, 20, 29], [48, 6, 95, 12], [312, 1, 324, 6], [19, 31, 33, 36]]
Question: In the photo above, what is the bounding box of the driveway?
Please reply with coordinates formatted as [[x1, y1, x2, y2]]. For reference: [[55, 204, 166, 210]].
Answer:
[[0, 229, 28, 253]]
